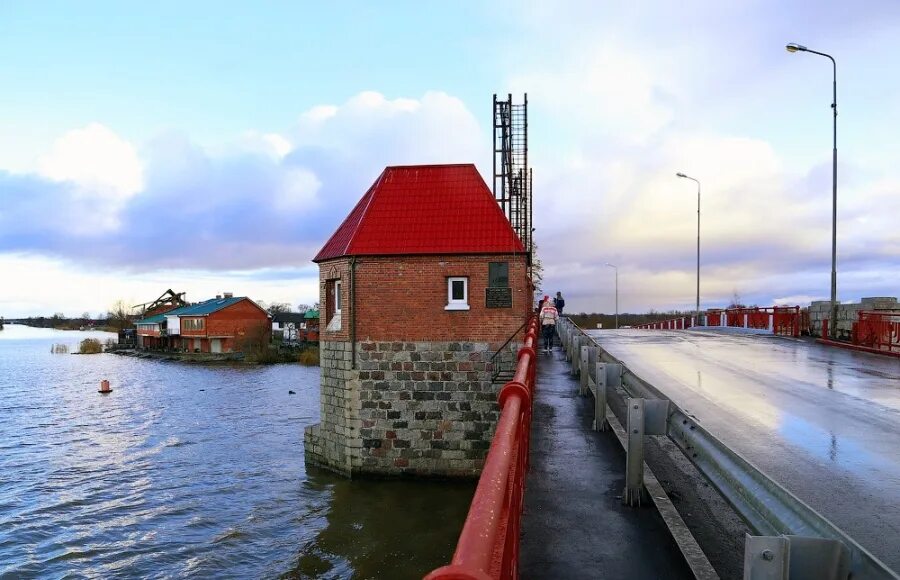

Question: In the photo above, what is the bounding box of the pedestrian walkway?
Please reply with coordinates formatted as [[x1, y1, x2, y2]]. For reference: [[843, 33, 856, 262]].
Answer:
[[519, 347, 692, 579]]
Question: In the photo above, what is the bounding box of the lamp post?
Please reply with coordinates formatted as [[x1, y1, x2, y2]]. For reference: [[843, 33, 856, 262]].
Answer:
[[676, 173, 701, 324], [786, 42, 838, 340], [605, 263, 618, 329]]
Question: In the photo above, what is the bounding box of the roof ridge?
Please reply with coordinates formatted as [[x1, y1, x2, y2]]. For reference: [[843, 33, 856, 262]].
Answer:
[[383, 163, 475, 170]]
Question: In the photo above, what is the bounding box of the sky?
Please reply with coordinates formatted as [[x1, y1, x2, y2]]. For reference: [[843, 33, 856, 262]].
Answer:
[[1, 1, 899, 317]]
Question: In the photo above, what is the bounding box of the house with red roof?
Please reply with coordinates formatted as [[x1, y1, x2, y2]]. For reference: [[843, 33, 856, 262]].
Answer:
[[305, 164, 530, 477]]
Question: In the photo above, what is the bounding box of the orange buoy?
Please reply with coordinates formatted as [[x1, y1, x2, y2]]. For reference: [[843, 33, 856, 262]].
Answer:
[[99, 379, 112, 394]]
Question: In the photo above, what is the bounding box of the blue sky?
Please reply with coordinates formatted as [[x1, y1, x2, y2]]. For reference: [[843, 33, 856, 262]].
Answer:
[[1, 1, 899, 316]]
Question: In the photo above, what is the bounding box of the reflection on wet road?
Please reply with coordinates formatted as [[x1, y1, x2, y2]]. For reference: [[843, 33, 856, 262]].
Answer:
[[588, 329, 900, 571]]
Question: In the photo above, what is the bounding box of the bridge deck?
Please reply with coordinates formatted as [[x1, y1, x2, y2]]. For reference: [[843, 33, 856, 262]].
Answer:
[[588, 328, 900, 572], [519, 347, 691, 578]]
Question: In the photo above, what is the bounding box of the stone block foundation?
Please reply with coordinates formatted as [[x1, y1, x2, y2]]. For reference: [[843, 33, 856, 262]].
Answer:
[[304, 339, 517, 478]]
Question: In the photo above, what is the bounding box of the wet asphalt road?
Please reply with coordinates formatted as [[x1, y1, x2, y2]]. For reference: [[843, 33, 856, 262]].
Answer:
[[587, 329, 900, 572]]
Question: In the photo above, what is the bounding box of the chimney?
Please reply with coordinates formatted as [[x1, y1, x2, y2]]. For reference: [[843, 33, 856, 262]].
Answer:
[[223, 292, 233, 299]]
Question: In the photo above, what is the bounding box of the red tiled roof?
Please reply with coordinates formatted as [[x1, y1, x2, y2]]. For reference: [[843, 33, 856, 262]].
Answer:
[[314, 164, 525, 262]]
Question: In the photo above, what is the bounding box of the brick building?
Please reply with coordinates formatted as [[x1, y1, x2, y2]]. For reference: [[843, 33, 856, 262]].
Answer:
[[304, 164, 530, 477], [136, 294, 270, 353], [272, 310, 320, 342]]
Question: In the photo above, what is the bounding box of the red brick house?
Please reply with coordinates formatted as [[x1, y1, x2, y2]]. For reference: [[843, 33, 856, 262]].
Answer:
[[305, 164, 530, 477], [136, 294, 270, 353]]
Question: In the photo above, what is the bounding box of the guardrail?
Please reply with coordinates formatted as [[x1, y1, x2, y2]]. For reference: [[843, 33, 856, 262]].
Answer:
[[634, 316, 695, 330], [635, 307, 801, 337], [425, 315, 539, 580], [853, 311, 900, 355], [557, 317, 898, 580]]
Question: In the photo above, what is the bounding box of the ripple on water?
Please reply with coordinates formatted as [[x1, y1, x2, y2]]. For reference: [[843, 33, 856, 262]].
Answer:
[[0, 327, 473, 578]]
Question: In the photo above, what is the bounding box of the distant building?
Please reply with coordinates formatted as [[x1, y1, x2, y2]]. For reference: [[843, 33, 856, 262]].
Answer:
[[272, 312, 306, 341], [136, 294, 270, 353], [301, 309, 320, 342], [305, 164, 530, 477]]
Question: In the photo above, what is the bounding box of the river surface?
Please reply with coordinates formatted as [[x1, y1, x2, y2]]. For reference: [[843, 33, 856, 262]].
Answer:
[[0, 325, 473, 579]]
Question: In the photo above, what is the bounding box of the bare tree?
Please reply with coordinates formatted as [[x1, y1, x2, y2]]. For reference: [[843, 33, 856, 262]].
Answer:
[[728, 290, 746, 309], [107, 299, 134, 330], [266, 302, 292, 316]]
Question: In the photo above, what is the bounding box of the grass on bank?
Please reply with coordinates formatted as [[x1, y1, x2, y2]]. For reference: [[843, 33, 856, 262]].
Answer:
[[237, 327, 320, 365], [245, 345, 319, 365], [298, 348, 319, 366], [78, 338, 103, 354]]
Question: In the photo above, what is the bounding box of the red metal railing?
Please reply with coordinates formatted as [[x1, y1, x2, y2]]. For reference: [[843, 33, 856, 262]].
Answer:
[[634, 316, 694, 330], [425, 316, 539, 580], [635, 316, 694, 330], [773, 306, 801, 337], [633, 306, 801, 337], [852, 311, 900, 354]]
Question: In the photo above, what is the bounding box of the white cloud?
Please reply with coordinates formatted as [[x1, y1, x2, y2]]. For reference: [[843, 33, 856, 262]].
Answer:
[[275, 167, 321, 211], [263, 133, 292, 159], [0, 90, 488, 315], [38, 123, 144, 199], [0, 254, 320, 318]]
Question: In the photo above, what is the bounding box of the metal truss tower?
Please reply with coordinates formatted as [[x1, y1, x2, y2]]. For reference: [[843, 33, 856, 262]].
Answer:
[[493, 93, 532, 268]]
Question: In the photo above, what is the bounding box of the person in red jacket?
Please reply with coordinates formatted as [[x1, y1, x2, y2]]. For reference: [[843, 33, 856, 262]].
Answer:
[[539, 295, 559, 353]]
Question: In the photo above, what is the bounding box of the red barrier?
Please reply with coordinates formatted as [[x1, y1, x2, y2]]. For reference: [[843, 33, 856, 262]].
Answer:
[[634, 316, 693, 330], [633, 306, 801, 337], [425, 316, 539, 580], [853, 311, 900, 354], [773, 306, 801, 337]]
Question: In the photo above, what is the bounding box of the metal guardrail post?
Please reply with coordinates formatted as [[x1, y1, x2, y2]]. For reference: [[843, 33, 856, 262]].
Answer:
[[593, 361, 608, 431], [570, 334, 582, 376], [583, 345, 599, 397], [624, 396, 668, 507], [569, 327, 577, 365], [624, 398, 645, 506], [579, 345, 590, 396], [744, 534, 850, 580]]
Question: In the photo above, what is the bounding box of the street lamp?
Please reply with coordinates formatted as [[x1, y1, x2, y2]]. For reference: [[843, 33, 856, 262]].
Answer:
[[605, 263, 618, 329], [676, 173, 701, 324], [785, 42, 838, 340]]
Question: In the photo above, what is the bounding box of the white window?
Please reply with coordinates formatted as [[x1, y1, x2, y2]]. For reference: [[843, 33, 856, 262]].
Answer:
[[445, 277, 469, 311], [335, 280, 342, 313]]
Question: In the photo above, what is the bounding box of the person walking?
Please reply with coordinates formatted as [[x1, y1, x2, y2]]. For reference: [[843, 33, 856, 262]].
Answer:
[[539, 295, 559, 354], [554, 291, 565, 315]]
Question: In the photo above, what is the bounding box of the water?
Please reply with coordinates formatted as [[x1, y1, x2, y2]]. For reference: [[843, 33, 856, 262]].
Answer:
[[0, 325, 473, 578]]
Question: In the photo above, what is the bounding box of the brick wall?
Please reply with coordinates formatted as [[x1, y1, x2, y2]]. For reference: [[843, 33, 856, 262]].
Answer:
[[318, 259, 352, 341], [317, 254, 529, 344], [207, 300, 271, 343]]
